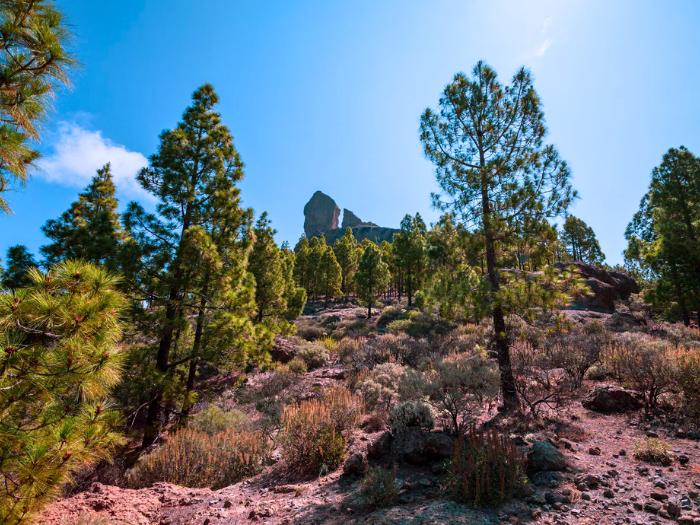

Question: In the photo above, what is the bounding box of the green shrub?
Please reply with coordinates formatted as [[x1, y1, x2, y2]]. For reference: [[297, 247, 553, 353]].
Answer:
[[633, 437, 673, 466], [376, 306, 405, 329], [191, 405, 251, 435], [389, 400, 434, 433], [128, 427, 269, 489], [297, 343, 329, 370], [279, 386, 362, 477], [386, 312, 453, 338], [318, 335, 339, 352], [287, 356, 308, 374], [448, 429, 526, 507], [361, 466, 398, 508], [295, 320, 325, 341]]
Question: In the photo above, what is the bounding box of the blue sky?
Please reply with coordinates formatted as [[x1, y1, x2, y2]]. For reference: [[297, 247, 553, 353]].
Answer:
[[2, 0, 699, 265]]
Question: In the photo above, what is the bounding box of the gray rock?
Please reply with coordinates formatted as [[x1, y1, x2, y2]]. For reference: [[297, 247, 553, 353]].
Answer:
[[367, 431, 393, 460], [527, 441, 567, 474], [342, 453, 367, 476], [582, 385, 643, 413], [398, 429, 454, 465]]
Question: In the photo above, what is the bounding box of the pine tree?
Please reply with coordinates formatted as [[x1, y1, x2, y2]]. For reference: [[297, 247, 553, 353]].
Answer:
[[123, 85, 258, 444], [561, 215, 605, 264], [317, 245, 342, 303], [356, 240, 390, 318], [625, 146, 700, 324], [420, 61, 575, 409], [281, 244, 306, 320], [2, 245, 36, 289], [293, 236, 311, 292], [249, 213, 287, 323], [0, 0, 73, 212], [393, 213, 427, 306], [41, 164, 125, 270], [0, 261, 125, 524], [333, 227, 358, 300]]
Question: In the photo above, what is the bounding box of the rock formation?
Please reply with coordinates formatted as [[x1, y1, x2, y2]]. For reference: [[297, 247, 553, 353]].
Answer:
[[341, 208, 363, 229], [302, 192, 398, 243], [560, 262, 640, 312], [303, 191, 340, 238]]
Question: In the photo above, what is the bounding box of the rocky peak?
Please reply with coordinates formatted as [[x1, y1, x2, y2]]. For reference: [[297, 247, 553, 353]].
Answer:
[[303, 191, 340, 238], [341, 209, 363, 229]]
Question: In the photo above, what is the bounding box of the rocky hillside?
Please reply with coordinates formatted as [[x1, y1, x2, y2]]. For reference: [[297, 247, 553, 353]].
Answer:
[[37, 304, 700, 525]]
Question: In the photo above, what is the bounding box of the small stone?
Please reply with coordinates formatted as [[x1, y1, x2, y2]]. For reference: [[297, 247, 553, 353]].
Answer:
[[619, 449, 627, 456], [589, 446, 602, 456], [581, 492, 591, 501], [650, 491, 668, 501], [644, 501, 661, 514], [679, 455, 690, 465], [666, 501, 681, 518], [223, 500, 232, 509], [603, 489, 615, 499], [647, 431, 659, 438]]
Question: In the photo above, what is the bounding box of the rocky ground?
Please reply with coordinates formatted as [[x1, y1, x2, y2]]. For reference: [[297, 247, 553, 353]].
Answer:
[[37, 306, 700, 525]]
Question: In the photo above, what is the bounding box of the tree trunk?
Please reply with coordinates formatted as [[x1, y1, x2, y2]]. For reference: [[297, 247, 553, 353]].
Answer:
[[407, 268, 413, 307], [181, 288, 208, 422], [480, 168, 519, 411]]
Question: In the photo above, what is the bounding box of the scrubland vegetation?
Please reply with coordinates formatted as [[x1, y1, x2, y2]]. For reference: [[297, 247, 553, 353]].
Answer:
[[2, 1, 700, 524]]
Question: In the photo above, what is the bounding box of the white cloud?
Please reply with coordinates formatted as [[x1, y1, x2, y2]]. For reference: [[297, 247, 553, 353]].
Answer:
[[542, 16, 552, 33], [534, 38, 552, 57], [36, 122, 150, 199]]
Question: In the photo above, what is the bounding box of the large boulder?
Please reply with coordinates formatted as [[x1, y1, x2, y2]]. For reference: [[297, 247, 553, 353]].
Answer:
[[303, 191, 340, 237], [582, 385, 643, 413], [526, 441, 567, 474], [397, 429, 454, 465], [557, 262, 640, 312]]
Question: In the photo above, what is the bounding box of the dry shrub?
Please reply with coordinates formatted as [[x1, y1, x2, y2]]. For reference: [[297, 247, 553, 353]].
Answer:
[[448, 428, 526, 507], [279, 386, 362, 477], [676, 348, 700, 417], [543, 321, 611, 389], [340, 333, 431, 371], [602, 333, 677, 412], [191, 405, 251, 435], [295, 319, 326, 341], [633, 437, 673, 465], [354, 362, 406, 412], [361, 466, 398, 508], [260, 364, 298, 397], [389, 400, 434, 433], [511, 341, 573, 417], [422, 350, 499, 433], [128, 427, 269, 489]]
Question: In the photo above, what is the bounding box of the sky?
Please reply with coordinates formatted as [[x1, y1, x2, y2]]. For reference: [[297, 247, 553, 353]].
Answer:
[[2, 0, 700, 265]]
